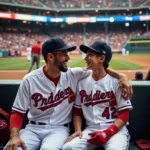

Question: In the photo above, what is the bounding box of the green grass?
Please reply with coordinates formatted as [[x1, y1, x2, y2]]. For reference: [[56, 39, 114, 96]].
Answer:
[[0, 58, 45, 70], [68, 60, 86, 68], [68, 59, 143, 70], [113, 53, 150, 56], [109, 60, 144, 70], [0, 54, 145, 70]]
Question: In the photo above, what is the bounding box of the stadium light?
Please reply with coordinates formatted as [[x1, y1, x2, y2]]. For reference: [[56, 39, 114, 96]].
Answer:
[[125, 22, 130, 27], [139, 11, 142, 14], [110, 17, 114, 22], [47, 11, 50, 14], [67, 22, 74, 25], [22, 20, 27, 24]]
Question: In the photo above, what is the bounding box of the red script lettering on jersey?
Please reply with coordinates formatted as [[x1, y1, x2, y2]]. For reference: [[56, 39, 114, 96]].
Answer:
[[79, 90, 116, 107], [31, 87, 75, 111]]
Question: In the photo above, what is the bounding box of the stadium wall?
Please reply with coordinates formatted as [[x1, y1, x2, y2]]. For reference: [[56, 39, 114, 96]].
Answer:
[[0, 50, 8, 57], [125, 38, 150, 53]]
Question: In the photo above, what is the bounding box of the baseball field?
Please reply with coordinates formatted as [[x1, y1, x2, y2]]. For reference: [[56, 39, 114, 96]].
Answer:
[[0, 53, 150, 80]]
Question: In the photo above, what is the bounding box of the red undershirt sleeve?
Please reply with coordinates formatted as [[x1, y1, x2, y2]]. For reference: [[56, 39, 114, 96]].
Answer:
[[10, 110, 24, 129], [118, 109, 129, 124], [73, 107, 83, 117]]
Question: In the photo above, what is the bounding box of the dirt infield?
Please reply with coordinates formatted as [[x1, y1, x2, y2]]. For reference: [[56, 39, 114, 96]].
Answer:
[[0, 55, 149, 80], [112, 55, 150, 80]]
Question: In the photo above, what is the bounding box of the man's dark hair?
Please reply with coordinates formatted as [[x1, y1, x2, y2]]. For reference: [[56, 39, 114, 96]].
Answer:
[[43, 51, 57, 63]]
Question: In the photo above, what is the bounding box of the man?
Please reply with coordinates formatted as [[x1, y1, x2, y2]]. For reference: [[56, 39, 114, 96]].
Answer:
[[28, 40, 41, 73], [63, 41, 132, 150], [122, 47, 126, 56], [5, 37, 132, 150], [8, 49, 11, 59], [146, 70, 150, 80], [26, 45, 32, 61], [15, 49, 18, 57]]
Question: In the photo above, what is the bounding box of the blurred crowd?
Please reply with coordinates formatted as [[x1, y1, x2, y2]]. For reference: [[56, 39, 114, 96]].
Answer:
[[55, 0, 81, 8], [1, 0, 150, 8], [15, 0, 42, 7], [0, 29, 48, 51], [0, 29, 147, 52]]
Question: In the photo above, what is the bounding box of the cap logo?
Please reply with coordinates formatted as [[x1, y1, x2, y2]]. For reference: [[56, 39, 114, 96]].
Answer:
[[103, 50, 106, 54]]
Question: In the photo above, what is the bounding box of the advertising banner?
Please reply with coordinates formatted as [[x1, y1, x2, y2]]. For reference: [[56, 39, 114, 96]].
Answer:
[[69, 50, 80, 54], [0, 12, 15, 19], [15, 14, 32, 21], [32, 15, 47, 22], [0, 11, 148, 23], [76, 17, 90, 23], [20, 49, 27, 57]]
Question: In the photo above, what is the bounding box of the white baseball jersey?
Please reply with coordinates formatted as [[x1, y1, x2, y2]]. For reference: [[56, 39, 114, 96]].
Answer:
[[27, 47, 31, 60], [122, 48, 126, 56], [12, 67, 90, 125], [74, 74, 132, 128]]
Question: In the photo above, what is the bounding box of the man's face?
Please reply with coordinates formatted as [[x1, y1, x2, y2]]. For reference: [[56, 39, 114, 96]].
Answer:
[[53, 50, 70, 72]]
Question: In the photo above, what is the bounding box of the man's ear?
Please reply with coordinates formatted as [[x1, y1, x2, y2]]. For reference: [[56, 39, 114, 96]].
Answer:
[[47, 53, 54, 62]]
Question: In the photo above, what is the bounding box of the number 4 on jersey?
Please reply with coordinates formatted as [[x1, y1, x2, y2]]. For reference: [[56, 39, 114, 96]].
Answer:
[[102, 107, 117, 119]]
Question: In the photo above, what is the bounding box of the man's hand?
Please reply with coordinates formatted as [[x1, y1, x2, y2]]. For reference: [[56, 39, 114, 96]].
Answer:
[[88, 124, 119, 145], [4, 136, 26, 150], [64, 131, 82, 143], [118, 73, 133, 100]]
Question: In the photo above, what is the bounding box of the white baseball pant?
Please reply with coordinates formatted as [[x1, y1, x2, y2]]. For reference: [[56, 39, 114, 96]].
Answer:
[[5, 124, 69, 150], [62, 126, 129, 150]]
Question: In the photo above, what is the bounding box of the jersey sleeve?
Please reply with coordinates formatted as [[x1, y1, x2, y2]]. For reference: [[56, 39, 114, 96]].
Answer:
[[73, 82, 83, 116], [70, 68, 91, 81], [12, 79, 30, 114], [114, 79, 133, 111], [74, 82, 82, 109]]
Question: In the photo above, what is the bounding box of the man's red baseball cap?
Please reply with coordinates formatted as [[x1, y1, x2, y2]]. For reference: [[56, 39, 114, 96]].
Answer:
[[37, 40, 41, 43]]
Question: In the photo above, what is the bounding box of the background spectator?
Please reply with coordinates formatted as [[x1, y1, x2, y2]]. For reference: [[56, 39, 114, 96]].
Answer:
[[134, 71, 143, 80], [145, 70, 150, 80]]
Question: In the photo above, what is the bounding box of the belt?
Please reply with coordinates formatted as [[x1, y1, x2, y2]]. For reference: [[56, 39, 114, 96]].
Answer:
[[106, 121, 114, 124], [29, 121, 69, 127], [30, 121, 46, 125]]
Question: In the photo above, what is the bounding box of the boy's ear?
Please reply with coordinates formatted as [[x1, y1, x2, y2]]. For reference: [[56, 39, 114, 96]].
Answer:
[[99, 55, 105, 62]]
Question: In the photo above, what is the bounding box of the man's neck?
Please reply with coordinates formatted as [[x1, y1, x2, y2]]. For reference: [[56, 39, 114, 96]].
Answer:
[[44, 65, 61, 79]]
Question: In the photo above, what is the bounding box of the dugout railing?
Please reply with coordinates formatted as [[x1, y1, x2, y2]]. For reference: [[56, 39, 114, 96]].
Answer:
[[0, 80, 150, 150]]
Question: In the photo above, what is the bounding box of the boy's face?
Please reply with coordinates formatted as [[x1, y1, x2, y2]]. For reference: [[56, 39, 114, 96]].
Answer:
[[84, 51, 105, 70]]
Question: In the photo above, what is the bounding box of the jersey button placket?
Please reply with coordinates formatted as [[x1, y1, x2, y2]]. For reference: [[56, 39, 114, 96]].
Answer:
[[53, 85, 61, 111], [50, 82, 56, 110], [93, 83, 101, 126], [92, 85, 97, 124]]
